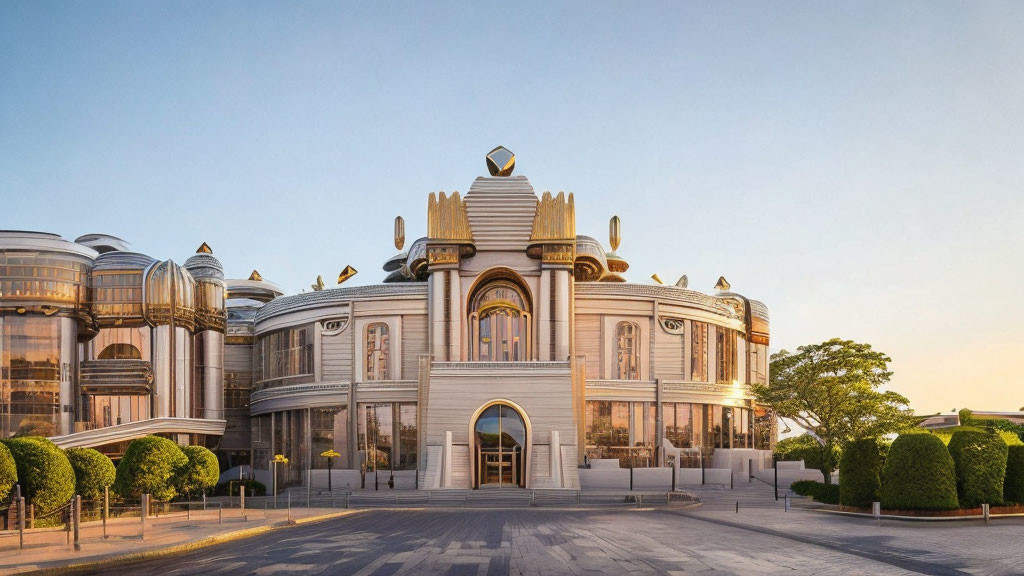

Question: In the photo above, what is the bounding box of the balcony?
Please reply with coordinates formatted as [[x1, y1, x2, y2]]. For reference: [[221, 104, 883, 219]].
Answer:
[[79, 359, 154, 395]]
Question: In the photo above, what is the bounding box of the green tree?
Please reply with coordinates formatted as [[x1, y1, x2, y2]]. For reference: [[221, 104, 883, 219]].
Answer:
[[114, 436, 187, 501], [753, 338, 915, 484], [0, 442, 17, 501], [65, 448, 116, 501], [178, 445, 220, 498], [0, 437, 75, 514]]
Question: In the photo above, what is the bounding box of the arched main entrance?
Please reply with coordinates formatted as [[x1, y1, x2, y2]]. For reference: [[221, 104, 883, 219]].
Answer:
[[472, 402, 528, 488]]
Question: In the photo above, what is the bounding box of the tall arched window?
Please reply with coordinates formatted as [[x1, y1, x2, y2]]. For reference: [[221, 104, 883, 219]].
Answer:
[[365, 323, 389, 380], [97, 343, 143, 360], [615, 321, 640, 380], [469, 279, 531, 362]]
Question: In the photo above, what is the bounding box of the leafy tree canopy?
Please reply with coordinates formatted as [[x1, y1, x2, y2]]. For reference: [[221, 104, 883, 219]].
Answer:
[[0, 442, 16, 501], [113, 436, 187, 501], [65, 447, 116, 500], [1, 437, 75, 513], [754, 338, 915, 483], [178, 445, 220, 497]]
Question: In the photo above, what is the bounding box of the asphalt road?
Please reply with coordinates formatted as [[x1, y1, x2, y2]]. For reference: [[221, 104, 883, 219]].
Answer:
[[62, 507, 978, 576]]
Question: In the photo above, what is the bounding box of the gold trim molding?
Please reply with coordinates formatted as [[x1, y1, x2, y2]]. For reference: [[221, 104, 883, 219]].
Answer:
[[531, 191, 575, 242], [427, 191, 473, 243]]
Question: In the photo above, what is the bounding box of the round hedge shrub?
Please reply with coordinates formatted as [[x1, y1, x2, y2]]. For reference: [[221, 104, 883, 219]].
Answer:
[[65, 447, 116, 500], [1005, 445, 1024, 504], [881, 433, 958, 510], [839, 438, 884, 508], [178, 445, 220, 497], [948, 429, 1008, 507], [213, 479, 266, 497], [0, 442, 17, 501], [0, 437, 75, 514], [790, 480, 840, 504], [114, 436, 187, 501]]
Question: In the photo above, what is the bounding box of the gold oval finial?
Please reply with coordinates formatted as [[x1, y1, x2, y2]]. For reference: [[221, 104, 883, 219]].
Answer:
[[651, 273, 663, 285], [249, 270, 263, 281], [394, 216, 405, 251], [196, 242, 213, 254], [609, 215, 621, 252]]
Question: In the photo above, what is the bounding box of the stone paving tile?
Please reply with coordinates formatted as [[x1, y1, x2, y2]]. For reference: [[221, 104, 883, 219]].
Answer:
[[34, 491, 1024, 576]]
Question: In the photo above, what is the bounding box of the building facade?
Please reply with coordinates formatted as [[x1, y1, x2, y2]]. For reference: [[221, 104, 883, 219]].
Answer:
[[1, 148, 773, 488], [0, 232, 228, 454]]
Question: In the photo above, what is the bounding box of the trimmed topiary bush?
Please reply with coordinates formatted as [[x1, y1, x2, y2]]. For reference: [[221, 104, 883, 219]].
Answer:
[[948, 429, 1008, 507], [931, 425, 1021, 448], [839, 438, 884, 508], [213, 479, 266, 497], [178, 445, 220, 498], [65, 447, 116, 501], [1005, 445, 1024, 504], [0, 437, 75, 514], [114, 436, 187, 501], [881, 433, 958, 510], [0, 442, 17, 501], [790, 480, 840, 504]]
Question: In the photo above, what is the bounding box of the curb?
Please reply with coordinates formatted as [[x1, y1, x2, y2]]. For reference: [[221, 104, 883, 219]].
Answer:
[[13, 510, 364, 576], [810, 508, 1024, 522]]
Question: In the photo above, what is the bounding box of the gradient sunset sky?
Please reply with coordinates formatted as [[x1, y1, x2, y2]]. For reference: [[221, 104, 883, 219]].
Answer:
[[2, 2, 1022, 416]]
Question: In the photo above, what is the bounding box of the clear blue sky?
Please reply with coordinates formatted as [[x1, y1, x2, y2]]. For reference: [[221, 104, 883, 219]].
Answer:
[[2, 2, 1022, 415]]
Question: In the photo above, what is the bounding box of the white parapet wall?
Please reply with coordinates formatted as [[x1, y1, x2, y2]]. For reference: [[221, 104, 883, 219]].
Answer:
[[632, 468, 673, 490], [578, 468, 631, 490]]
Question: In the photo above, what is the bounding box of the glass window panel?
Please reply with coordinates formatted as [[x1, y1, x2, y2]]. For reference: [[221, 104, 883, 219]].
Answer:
[[358, 403, 393, 472], [690, 322, 708, 382], [615, 322, 639, 380], [365, 323, 389, 380]]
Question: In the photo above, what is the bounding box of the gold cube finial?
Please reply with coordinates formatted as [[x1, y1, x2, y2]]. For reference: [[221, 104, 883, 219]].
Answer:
[[196, 242, 213, 254], [394, 216, 405, 251], [337, 265, 358, 285], [609, 216, 621, 252], [486, 146, 515, 176], [248, 270, 263, 281]]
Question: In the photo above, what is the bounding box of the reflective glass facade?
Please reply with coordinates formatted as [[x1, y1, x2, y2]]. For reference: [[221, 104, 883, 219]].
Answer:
[[0, 316, 63, 437]]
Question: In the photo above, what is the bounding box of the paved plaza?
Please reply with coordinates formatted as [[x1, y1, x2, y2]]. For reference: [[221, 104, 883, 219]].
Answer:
[[42, 484, 1024, 576]]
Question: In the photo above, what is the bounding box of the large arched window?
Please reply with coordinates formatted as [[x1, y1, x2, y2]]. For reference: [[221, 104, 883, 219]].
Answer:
[[97, 343, 143, 360], [615, 321, 639, 380], [365, 323, 389, 380], [469, 279, 531, 362]]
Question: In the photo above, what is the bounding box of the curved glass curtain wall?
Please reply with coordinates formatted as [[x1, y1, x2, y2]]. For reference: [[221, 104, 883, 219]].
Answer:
[[0, 316, 62, 437], [253, 325, 314, 390], [474, 404, 526, 488]]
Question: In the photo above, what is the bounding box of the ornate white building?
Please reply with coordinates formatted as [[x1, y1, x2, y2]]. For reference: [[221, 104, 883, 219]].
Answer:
[[0, 148, 772, 489]]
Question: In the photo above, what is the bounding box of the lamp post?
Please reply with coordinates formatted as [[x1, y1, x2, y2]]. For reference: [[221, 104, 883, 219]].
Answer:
[[321, 449, 341, 492], [271, 454, 289, 506]]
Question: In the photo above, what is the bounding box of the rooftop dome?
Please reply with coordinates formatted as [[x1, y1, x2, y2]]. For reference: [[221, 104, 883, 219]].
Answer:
[[93, 251, 157, 271], [183, 242, 225, 282], [75, 233, 131, 254]]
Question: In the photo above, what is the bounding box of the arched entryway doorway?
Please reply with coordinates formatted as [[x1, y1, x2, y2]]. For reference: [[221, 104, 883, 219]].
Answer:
[[471, 401, 529, 488]]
